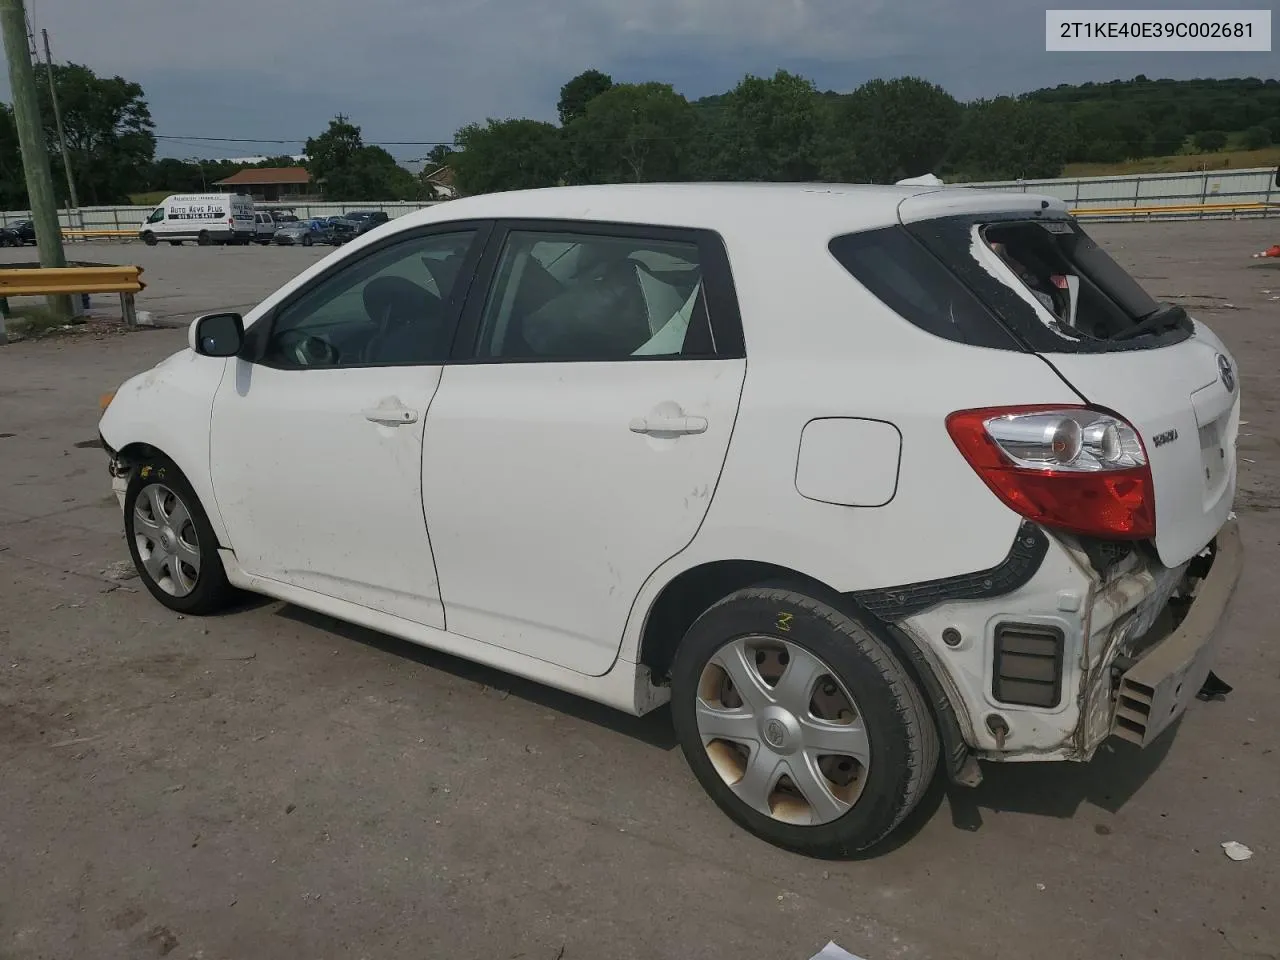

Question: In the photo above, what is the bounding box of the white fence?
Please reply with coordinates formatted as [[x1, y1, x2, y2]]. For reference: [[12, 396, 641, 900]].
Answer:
[[968, 166, 1278, 220], [0, 200, 441, 233], [1, 167, 1276, 230]]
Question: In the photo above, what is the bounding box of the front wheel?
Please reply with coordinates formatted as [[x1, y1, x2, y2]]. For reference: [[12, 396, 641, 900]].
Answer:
[[124, 458, 232, 615], [197, 231, 212, 246], [671, 585, 938, 858], [302, 235, 313, 247], [141, 231, 157, 246]]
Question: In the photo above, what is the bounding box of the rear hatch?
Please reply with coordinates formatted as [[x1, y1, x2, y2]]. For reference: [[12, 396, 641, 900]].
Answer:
[[897, 192, 1238, 568]]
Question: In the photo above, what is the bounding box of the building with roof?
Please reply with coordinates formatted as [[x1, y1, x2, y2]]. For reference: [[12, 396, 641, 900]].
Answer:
[[213, 166, 315, 201]]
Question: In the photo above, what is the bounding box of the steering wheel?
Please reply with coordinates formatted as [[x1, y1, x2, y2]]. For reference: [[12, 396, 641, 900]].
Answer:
[[274, 329, 340, 367]]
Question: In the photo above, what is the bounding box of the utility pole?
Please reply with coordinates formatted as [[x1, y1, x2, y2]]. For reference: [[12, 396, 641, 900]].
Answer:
[[42, 28, 79, 228], [0, 0, 70, 316]]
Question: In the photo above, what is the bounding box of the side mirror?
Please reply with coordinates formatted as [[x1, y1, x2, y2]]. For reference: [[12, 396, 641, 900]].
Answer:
[[189, 312, 244, 357]]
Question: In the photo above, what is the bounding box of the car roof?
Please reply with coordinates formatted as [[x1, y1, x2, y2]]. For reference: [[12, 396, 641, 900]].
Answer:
[[394, 182, 1064, 236]]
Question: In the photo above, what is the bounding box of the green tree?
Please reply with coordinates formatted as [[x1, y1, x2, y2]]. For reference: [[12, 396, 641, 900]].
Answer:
[[946, 97, 1075, 181], [569, 82, 695, 183], [823, 77, 961, 183], [32, 62, 155, 204], [703, 70, 823, 181], [1192, 129, 1228, 152], [558, 69, 614, 126], [1241, 125, 1272, 150], [305, 116, 415, 199], [451, 118, 565, 195], [0, 104, 29, 208], [254, 155, 302, 168]]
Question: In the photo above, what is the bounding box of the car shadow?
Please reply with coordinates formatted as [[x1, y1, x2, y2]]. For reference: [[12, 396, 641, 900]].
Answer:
[[830, 720, 1186, 861], [944, 718, 1182, 833], [275, 604, 679, 751], [271, 602, 1194, 852]]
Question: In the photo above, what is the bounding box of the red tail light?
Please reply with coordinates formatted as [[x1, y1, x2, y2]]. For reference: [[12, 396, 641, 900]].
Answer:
[[947, 405, 1155, 539]]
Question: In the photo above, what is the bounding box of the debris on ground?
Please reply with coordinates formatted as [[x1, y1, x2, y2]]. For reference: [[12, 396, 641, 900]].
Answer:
[[809, 942, 868, 960], [102, 560, 139, 582], [1197, 672, 1233, 702], [1221, 841, 1254, 862]]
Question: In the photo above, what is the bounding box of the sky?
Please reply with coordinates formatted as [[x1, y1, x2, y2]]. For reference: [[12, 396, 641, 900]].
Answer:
[[3, 0, 1276, 162]]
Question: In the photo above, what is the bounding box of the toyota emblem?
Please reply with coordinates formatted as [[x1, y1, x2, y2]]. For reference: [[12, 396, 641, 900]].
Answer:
[[1217, 354, 1235, 393], [764, 719, 786, 749]]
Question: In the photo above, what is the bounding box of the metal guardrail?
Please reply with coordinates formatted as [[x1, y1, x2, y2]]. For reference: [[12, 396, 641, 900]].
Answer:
[[973, 166, 1279, 221], [0, 265, 145, 328], [62, 228, 136, 240], [1070, 201, 1280, 221]]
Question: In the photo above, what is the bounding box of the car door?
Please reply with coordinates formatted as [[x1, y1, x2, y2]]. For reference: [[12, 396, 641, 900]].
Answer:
[[208, 222, 490, 627], [423, 220, 747, 675]]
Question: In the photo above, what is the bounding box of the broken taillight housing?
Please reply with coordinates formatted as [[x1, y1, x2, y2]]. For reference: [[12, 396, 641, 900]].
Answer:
[[947, 406, 1155, 539]]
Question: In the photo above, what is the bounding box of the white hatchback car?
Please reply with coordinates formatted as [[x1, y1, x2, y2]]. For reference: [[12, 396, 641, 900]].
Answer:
[[98, 184, 1242, 857]]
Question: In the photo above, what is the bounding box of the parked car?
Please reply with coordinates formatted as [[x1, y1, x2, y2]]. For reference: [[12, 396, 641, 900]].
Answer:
[[272, 219, 325, 247], [322, 217, 359, 245], [96, 183, 1242, 858], [252, 212, 276, 244], [341, 210, 390, 236], [5, 218, 36, 245]]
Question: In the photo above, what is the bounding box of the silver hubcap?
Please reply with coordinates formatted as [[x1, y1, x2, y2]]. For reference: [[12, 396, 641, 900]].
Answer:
[[133, 483, 201, 597], [696, 636, 871, 826]]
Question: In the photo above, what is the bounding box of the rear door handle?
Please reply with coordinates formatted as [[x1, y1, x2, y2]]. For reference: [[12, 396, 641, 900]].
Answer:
[[363, 407, 418, 426], [629, 415, 708, 436]]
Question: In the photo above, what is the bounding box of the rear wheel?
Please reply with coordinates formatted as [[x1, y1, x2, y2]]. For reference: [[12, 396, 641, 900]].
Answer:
[[671, 584, 938, 858], [124, 458, 232, 616], [197, 230, 211, 246]]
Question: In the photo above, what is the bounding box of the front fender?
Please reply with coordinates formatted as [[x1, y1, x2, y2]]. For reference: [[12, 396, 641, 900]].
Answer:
[[99, 349, 231, 547]]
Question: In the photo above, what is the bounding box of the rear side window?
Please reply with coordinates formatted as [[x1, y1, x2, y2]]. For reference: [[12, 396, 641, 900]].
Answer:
[[829, 227, 1021, 350]]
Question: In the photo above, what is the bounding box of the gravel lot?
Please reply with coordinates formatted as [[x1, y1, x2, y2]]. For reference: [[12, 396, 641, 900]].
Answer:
[[1, 220, 1278, 960]]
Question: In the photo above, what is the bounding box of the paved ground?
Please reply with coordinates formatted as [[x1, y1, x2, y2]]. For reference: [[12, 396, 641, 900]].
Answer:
[[1, 221, 1278, 960]]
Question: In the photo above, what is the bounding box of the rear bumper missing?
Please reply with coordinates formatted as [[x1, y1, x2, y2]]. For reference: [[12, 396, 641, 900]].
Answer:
[[1111, 519, 1243, 747]]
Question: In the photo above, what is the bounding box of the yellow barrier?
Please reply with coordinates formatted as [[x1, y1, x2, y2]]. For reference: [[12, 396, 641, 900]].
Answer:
[[0, 265, 144, 296], [0, 265, 145, 327], [62, 228, 137, 239], [1071, 201, 1277, 218]]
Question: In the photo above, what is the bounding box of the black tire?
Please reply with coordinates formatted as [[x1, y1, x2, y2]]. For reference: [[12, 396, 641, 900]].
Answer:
[[197, 231, 211, 246], [123, 456, 232, 616], [671, 584, 939, 858], [302, 235, 313, 247], [141, 231, 157, 246]]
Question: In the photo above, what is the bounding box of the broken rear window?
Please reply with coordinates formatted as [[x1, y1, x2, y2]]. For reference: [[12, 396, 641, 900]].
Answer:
[[907, 214, 1192, 354]]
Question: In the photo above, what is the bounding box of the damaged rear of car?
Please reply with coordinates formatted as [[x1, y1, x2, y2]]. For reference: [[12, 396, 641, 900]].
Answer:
[[832, 192, 1243, 765]]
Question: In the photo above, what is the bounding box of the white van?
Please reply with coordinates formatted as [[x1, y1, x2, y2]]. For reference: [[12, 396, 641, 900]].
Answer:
[[138, 194, 255, 246]]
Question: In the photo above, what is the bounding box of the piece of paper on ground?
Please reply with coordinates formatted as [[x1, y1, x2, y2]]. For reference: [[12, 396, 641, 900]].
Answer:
[[809, 942, 868, 960]]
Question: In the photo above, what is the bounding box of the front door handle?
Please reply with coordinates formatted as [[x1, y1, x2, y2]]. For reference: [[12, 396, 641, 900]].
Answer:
[[629, 415, 708, 436], [363, 407, 418, 426]]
